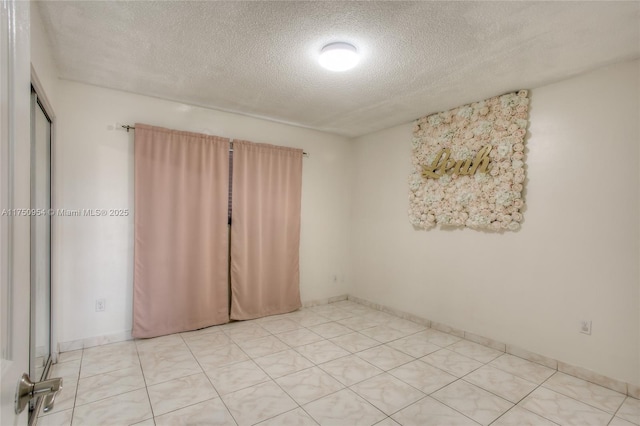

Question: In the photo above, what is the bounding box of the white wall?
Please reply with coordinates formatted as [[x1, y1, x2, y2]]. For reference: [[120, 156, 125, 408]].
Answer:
[[30, 2, 58, 109], [54, 81, 351, 345], [349, 59, 640, 385]]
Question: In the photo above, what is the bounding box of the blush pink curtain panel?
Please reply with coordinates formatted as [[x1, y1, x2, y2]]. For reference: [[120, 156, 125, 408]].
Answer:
[[230, 140, 303, 320], [133, 124, 230, 338]]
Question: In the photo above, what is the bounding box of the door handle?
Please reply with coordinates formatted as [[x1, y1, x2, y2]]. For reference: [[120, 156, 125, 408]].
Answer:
[[14, 373, 63, 414]]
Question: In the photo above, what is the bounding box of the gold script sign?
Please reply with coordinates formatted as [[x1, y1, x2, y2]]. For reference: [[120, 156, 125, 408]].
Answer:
[[422, 145, 492, 179]]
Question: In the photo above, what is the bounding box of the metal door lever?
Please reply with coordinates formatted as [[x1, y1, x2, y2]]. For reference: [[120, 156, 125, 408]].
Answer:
[[14, 373, 63, 414]]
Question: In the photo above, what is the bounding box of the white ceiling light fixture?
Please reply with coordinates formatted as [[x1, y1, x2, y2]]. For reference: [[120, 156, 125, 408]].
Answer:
[[319, 42, 359, 72]]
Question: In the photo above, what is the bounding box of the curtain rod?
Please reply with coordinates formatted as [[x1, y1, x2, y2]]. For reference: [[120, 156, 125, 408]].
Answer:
[[122, 125, 309, 157]]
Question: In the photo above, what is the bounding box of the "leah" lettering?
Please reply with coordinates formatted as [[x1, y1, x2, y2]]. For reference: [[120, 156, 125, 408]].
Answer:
[[422, 145, 492, 179]]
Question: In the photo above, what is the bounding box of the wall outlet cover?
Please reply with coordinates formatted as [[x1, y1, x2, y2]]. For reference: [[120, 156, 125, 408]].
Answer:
[[96, 298, 106, 312]]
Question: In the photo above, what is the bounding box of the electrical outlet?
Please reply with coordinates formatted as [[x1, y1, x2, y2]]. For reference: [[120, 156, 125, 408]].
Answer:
[[580, 320, 592, 335], [96, 298, 106, 312]]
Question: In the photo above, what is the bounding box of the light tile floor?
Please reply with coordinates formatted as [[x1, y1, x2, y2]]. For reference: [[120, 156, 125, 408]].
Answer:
[[39, 300, 640, 426]]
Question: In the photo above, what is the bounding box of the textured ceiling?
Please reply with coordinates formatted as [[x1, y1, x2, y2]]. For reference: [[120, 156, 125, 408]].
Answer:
[[37, 1, 640, 137]]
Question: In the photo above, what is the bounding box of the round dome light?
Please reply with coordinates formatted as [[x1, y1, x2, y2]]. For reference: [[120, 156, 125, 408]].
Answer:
[[319, 42, 359, 72]]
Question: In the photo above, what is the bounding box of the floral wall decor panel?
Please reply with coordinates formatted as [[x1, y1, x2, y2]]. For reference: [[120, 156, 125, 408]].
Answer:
[[408, 90, 529, 231]]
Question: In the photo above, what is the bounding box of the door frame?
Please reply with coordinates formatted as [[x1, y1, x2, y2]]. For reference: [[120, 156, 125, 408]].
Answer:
[[30, 66, 56, 367], [28, 76, 55, 424], [0, 0, 33, 425]]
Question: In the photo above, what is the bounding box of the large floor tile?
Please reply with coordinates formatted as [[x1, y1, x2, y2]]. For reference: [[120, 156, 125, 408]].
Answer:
[[386, 334, 441, 358], [337, 316, 382, 331], [135, 334, 186, 354], [389, 359, 457, 394], [329, 332, 379, 353], [276, 328, 324, 347], [610, 417, 638, 426], [421, 349, 483, 377], [147, 372, 218, 416], [37, 409, 73, 426], [309, 322, 353, 339], [219, 320, 258, 332], [385, 319, 426, 334], [617, 397, 640, 425], [255, 349, 314, 378], [221, 381, 297, 426], [50, 359, 81, 381], [183, 331, 232, 352], [463, 365, 537, 403], [84, 340, 138, 357], [256, 312, 295, 323], [308, 305, 354, 321], [542, 372, 626, 414], [132, 419, 155, 426], [374, 418, 401, 426], [361, 312, 396, 324], [295, 340, 350, 364], [336, 302, 375, 316], [140, 350, 203, 385], [237, 335, 289, 358], [276, 366, 344, 405], [52, 303, 637, 426], [261, 318, 304, 334], [289, 311, 332, 327], [320, 354, 384, 386], [57, 350, 82, 364], [81, 350, 140, 378], [491, 406, 558, 426], [206, 359, 271, 395], [351, 373, 425, 415], [432, 380, 513, 425], [153, 398, 236, 426], [191, 343, 249, 371], [489, 354, 555, 384], [179, 323, 224, 339], [448, 340, 503, 363], [225, 324, 271, 342], [137, 345, 196, 367], [256, 407, 319, 425], [359, 325, 412, 343], [357, 345, 413, 371], [520, 387, 613, 426], [71, 388, 152, 426], [303, 388, 386, 426], [419, 329, 462, 347], [391, 396, 480, 426], [75, 365, 146, 406]]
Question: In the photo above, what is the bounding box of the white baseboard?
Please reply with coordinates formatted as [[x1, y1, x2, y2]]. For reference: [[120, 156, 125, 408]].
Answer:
[[58, 330, 133, 353], [56, 292, 638, 399], [56, 295, 349, 352], [347, 294, 637, 398], [302, 294, 348, 307]]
